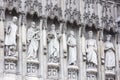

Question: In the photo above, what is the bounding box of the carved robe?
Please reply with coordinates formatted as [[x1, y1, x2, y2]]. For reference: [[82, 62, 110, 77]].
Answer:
[[105, 41, 115, 68], [67, 35, 77, 65], [27, 27, 40, 59], [48, 30, 59, 58], [5, 22, 18, 46], [86, 39, 97, 65]]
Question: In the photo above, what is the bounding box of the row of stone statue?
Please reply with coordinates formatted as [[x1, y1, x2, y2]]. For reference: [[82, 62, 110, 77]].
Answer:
[[4, 16, 115, 71]]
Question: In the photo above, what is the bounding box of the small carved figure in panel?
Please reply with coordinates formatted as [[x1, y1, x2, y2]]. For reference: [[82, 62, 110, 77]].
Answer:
[[86, 31, 97, 68], [104, 34, 115, 71], [27, 22, 40, 60], [67, 31, 77, 65]]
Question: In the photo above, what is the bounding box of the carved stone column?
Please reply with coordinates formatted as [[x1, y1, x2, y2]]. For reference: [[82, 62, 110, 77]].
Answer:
[[21, 13, 27, 80], [99, 29, 105, 80], [60, 22, 67, 80], [17, 13, 22, 80], [40, 18, 46, 80], [115, 30, 119, 80], [0, 6, 4, 80], [81, 24, 86, 80], [78, 24, 84, 80]]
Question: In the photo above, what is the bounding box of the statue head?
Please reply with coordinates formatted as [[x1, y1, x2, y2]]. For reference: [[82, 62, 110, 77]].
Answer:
[[88, 31, 93, 39], [106, 34, 111, 41], [12, 16, 18, 23], [51, 24, 55, 30], [31, 21, 35, 28], [70, 31, 74, 36]]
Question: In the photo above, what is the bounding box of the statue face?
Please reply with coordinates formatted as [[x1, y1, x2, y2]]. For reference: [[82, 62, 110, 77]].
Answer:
[[106, 35, 111, 41], [51, 24, 55, 30], [88, 31, 93, 39], [31, 22, 35, 28], [12, 16, 17, 23], [70, 31, 74, 36]]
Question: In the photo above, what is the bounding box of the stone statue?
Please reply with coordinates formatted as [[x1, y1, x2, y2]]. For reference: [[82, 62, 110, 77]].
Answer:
[[86, 31, 97, 67], [27, 22, 40, 60], [104, 34, 115, 70], [5, 16, 18, 56], [48, 24, 60, 63], [67, 31, 77, 65]]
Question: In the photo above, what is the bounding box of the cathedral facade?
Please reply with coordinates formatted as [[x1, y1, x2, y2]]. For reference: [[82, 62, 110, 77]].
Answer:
[[0, 0, 120, 80]]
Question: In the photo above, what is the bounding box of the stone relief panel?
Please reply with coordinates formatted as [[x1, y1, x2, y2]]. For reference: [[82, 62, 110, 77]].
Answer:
[[47, 66, 59, 79], [27, 63, 39, 76], [4, 60, 17, 73]]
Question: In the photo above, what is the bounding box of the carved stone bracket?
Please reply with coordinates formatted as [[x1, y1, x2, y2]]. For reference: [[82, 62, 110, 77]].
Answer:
[[105, 74, 115, 80], [68, 66, 78, 80], [47, 63, 59, 79], [27, 62, 39, 76], [4, 60, 17, 73]]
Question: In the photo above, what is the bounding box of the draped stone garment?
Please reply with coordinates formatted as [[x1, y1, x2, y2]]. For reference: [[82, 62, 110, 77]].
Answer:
[[27, 28, 39, 59], [86, 39, 97, 65], [5, 22, 18, 46], [67, 36, 77, 65], [48, 30, 59, 58], [105, 41, 115, 68]]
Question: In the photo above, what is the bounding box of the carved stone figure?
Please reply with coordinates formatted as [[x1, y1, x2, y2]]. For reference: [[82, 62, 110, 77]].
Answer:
[[86, 31, 97, 67], [104, 34, 115, 70], [5, 16, 18, 56], [48, 24, 60, 63], [27, 22, 40, 60], [67, 31, 77, 65]]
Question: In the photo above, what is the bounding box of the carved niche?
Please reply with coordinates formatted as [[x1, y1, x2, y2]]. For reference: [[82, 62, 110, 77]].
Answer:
[[4, 16, 18, 73], [47, 23, 61, 80], [86, 30, 98, 80], [104, 34, 116, 80], [26, 21, 40, 76]]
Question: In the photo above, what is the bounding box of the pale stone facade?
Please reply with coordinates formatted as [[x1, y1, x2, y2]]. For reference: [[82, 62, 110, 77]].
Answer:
[[0, 0, 120, 80]]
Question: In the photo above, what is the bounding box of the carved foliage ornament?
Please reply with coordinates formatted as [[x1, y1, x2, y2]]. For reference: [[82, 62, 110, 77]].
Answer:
[[4, 0, 21, 11], [25, 0, 42, 15]]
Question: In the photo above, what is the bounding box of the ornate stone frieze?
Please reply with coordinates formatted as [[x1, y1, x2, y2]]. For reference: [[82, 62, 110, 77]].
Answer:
[[4, 0, 21, 12], [25, 0, 42, 15]]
